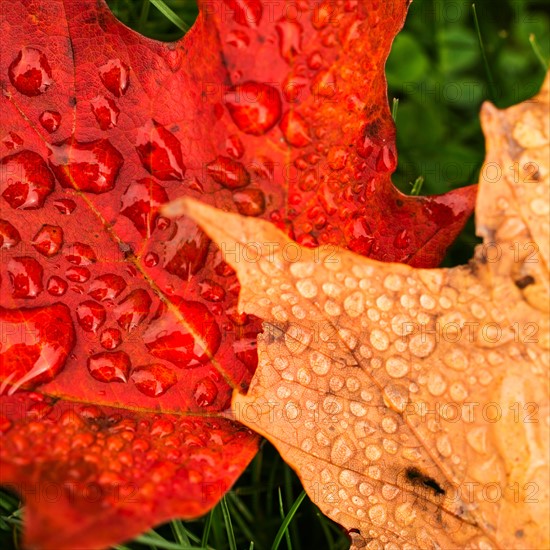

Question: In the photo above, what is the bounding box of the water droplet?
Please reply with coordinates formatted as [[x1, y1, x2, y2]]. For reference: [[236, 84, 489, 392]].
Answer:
[[0, 303, 75, 391], [143, 252, 159, 267], [9, 47, 53, 96], [120, 178, 169, 237], [64, 242, 97, 265], [47, 276, 68, 296], [53, 198, 76, 214], [135, 120, 185, 181], [393, 229, 410, 250], [88, 273, 127, 301], [87, 351, 131, 383], [223, 0, 262, 27], [0, 219, 21, 249], [150, 418, 175, 437], [233, 188, 265, 216], [131, 364, 177, 397], [327, 147, 348, 170], [143, 299, 221, 368], [224, 82, 282, 136], [48, 138, 124, 193], [90, 95, 120, 130], [234, 333, 257, 371], [8, 256, 43, 298], [226, 134, 245, 158], [206, 156, 250, 189], [307, 50, 323, 70], [226, 29, 250, 48], [0, 150, 55, 209], [276, 18, 303, 62], [164, 218, 210, 280], [114, 289, 151, 331], [76, 300, 106, 332], [39, 110, 61, 133], [99, 328, 122, 350], [345, 216, 375, 255], [98, 59, 130, 97], [312, 2, 333, 30], [32, 224, 63, 257], [3, 132, 24, 150], [280, 111, 310, 147], [199, 279, 226, 302], [193, 377, 218, 407], [65, 266, 91, 283], [375, 145, 396, 173]]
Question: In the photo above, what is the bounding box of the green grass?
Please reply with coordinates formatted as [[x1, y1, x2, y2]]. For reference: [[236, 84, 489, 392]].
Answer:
[[1, 1, 548, 549]]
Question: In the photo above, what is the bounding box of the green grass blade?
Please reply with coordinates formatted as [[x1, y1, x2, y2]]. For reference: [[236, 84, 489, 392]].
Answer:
[[220, 496, 237, 550], [391, 97, 399, 122], [201, 510, 213, 548], [471, 3, 497, 101], [148, 0, 189, 32], [135, 532, 203, 550], [410, 176, 425, 196], [529, 34, 550, 70], [278, 488, 292, 550], [170, 519, 191, 545], [270, 490, 306, 550]]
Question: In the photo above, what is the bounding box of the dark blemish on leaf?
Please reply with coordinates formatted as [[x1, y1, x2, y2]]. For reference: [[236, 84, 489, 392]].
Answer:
[[396, 199, 403, 207], [515, 275, 535, 289], [68, 96, 76, 107], [515, 529, 524, 538], [405, 467, 445, 496]]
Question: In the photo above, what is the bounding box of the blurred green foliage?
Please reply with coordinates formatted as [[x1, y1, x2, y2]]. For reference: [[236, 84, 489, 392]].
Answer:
[[1, 1, 548, 549]]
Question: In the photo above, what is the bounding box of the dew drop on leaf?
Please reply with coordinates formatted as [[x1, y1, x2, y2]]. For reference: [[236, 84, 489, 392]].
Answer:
[[32, 224, 63, 257], [76, 300, 107, 332], [87, 351, 131, 383], [9, 47, 53, 96], [98, 59, 130, 97], [224, 82, 282, 136], [0, 219, 21, 249], [39, 110, 61, 133], [131, 364, 177, 397], [88, 273, 127, 302], [90, 96, 120, 130], [193, 377, 218, 407], [0, 150, 55, 209], [8, 256, 44, 298], [99, 328, 122, 350], [47, 276, 68, 296]]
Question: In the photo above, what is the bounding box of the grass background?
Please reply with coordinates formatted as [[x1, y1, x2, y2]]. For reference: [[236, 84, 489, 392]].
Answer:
[[1, 0, 548, 548]]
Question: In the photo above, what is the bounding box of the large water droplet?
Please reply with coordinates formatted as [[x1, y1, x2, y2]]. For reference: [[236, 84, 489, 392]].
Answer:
[[375, 145, 397, 173], [87, 351, 131, 383], [48, 138, 124, 193], [143, 299, 221, 369], [53, 198, 76, 214], [65, 266, 91, 283], [98, 59, 130, 97], [76, 300, 106, 332], [99, 327, 122, 350], [193, 377, 218, 407], [131, 364, 177, 397], [88, 274, 127, 302], [8, 47, 53, 96], [135, 120, 185, 181], [90, 96, 120, 130], [345, 217, 376, 256], [276, 18, 303, 62], [120, 178, 169, 238], [223, 0, 262, 27], [0, 304, 75, 392], [39, 111, 61, 133], [114, 289, 152, 331], [164, 218, 210, 280], [224, 82, 282, 136], [226, 134, 245, 159], [64, 242, 97, 265], [47, 276, 68, 296], [32, 224, 63, 257], [199, 279, 226, 302], [8, 257, 44, 298], [280, 111, 310, 147], [0, 219, 21, 249], [206, 156, 250, 189], [0, 150, 55, 209], [233, 188, 265, 216]]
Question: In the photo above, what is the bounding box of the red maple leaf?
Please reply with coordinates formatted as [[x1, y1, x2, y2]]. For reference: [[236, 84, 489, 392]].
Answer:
[[0, 0, 476, 548]]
